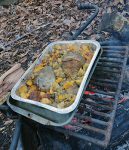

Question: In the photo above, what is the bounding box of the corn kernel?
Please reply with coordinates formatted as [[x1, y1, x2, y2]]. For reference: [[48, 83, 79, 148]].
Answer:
[[30, 85, 37, 91], [40, 92, 46, 97], [26, 80, 33, 86], [18, 85, 28, 93], [20, 93, 29, 99], [41, 98, 51, 104], [56, 78, 63, 83], [75, 79, 82, 85], [63, 81, 74, 90], [33, 64, 44, 73], [58, 95, 65, 101]]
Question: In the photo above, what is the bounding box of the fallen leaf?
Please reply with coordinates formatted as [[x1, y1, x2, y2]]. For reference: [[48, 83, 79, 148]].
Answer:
[[4, 120, 13, 125]]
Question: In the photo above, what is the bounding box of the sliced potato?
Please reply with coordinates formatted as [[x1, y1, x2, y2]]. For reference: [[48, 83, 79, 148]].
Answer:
[[18, 85, 28, 93], [41, 98, 52, 104]]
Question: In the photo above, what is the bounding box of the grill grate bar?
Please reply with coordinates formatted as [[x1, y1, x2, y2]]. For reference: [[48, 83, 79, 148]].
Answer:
[[102, 46, 127, 50], [84, 95, 115, 104], [101, 54, 124, 59], [82, 99, 113, 110], [91, 78, 118, 84], [102, 50, 125, 54], [98, 61, 122, 66], [52, 127, 106, 147], [99, 58, 123, 64], [80, 105, 112, 118], [75, 114, 108, 126], [70, 122, 106, 134], [95, 68, 121, 74], [97, 63, 122, 69], [93, 71, 121, 77], [86, 89, 116, 96], [90, 81, 118, 88]]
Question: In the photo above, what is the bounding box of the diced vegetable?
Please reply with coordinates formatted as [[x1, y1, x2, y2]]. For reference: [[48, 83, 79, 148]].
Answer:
[[41, 98, 52, 104], [56, 78, 63, 83], [18, 85, 28, 93], [63, 81, 74, 90], [26, 80, 33, 86]]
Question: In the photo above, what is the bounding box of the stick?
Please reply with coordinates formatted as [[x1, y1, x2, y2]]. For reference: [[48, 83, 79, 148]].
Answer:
[[0, 63, 21, 85]]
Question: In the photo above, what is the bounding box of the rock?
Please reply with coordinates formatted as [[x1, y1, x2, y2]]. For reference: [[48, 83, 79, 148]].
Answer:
[[100, 12, 129, 41], [62, 52, 85, 79], [35, 66, 55, 91]]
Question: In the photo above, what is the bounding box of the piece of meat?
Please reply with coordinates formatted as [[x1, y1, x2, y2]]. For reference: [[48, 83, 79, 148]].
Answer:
[[62, 52, 85, 65], [62, 52, 85, 79], [29, 91, 40, 101], [35, 66, 55, 91], [40, 92, 51, 99], [66, 84, 78, 95]]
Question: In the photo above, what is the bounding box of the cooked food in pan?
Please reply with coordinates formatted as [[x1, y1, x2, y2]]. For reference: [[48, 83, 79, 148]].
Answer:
[[17, 43, 94, 108]]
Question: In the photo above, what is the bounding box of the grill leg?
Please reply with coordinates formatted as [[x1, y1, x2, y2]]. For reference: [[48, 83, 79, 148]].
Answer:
[[9, 118, 21, 150]]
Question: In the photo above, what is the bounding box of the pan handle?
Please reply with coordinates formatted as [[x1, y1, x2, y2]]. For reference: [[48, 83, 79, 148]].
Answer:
[[69, 3, 99, 40]]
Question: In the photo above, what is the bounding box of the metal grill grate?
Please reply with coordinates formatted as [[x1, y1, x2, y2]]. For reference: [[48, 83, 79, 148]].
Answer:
[[52, 46, 129, 147]]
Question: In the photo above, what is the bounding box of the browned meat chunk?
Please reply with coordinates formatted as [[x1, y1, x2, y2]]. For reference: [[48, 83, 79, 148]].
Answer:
[[35, 66, 55, 91], [62, 52, 85, 78]]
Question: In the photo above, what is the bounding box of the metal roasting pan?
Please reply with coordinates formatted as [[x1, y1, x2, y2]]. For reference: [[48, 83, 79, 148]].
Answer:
[[8, 46, 102, 125], [11, 40, 100, 114]]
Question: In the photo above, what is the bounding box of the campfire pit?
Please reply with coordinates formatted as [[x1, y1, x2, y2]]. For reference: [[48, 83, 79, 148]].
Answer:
[[7, 42, 129, 150]]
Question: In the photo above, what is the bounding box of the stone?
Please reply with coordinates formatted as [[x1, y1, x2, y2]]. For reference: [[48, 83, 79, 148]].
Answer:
[[100, 12, 129, 41]]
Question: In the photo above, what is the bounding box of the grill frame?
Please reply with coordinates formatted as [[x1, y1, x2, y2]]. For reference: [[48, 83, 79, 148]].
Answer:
[[50, 45, 129, 147]]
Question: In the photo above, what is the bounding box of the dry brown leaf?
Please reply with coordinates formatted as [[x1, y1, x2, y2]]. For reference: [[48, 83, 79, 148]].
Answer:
[[4, 120, 13, 125]]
